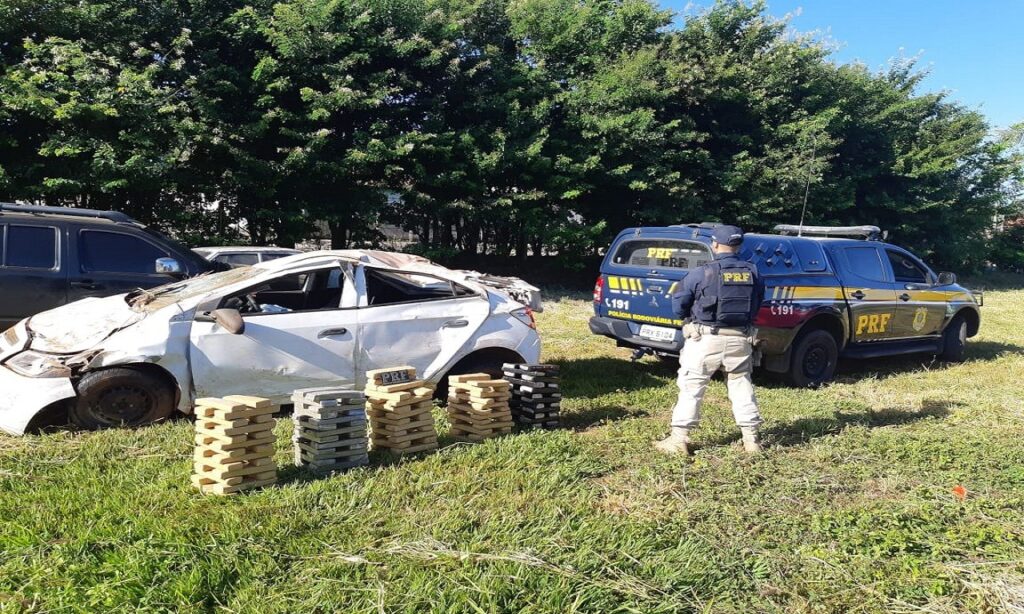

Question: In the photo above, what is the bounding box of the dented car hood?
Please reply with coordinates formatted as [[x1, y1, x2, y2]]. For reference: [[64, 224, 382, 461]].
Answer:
[[27, 295, 146, 354]]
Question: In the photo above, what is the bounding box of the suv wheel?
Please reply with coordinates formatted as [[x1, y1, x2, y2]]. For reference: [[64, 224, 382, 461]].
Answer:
[[787, 329, 839, 387], [70, 367, 177, 430], [939, 314, 968, 362]]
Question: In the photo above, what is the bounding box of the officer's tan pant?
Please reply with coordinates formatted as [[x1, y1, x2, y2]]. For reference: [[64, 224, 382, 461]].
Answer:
[[671, 325, 763, 430]]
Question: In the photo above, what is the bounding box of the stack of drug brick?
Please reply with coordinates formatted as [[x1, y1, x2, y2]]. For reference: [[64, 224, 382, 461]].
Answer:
[[192, 396, 278, 495], [503, 363, 561, 429], [291, 387, 368, 473], [446, 374, 513, 441], [365, 367, 438, 455]]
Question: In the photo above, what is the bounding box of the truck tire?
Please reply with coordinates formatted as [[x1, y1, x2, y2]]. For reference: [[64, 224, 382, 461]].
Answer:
[[70, 367, 176, 430], [787, 329, 839, 388], [939, 314, 968, 362]]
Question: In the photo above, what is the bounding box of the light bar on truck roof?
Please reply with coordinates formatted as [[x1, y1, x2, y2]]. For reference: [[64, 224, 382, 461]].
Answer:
[[773, 224, 884, 241]]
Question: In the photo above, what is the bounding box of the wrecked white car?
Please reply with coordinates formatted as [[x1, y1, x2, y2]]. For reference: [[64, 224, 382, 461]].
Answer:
[[0, 251, 542, 435]]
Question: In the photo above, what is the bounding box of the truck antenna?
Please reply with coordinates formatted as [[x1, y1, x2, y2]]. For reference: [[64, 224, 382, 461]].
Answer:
[[797, 133, 817, 237]]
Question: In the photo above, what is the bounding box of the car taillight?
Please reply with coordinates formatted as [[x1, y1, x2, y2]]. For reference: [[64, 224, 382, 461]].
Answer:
[[512, 307, 537, 330], [593, 275, 604, 303]]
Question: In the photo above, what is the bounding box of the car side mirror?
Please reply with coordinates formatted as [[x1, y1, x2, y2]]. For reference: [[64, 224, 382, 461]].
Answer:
[[211, 308, 245, 335], [156, 257, 184, 277], [937, 272, 957, 286]]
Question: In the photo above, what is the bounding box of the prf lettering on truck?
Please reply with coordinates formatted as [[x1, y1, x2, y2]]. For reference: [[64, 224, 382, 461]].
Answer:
[[855, 313, 892, 335]]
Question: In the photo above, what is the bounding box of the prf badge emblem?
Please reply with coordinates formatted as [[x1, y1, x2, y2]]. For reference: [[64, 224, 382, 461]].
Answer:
[[912, 307, 928, 332]]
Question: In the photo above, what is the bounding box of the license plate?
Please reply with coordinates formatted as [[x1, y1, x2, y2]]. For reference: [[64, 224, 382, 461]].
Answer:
[[638, 324, 676, 342]]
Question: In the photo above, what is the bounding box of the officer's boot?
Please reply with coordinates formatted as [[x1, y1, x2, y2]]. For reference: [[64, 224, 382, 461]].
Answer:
[[740, 427, 763, 454], [655, 427, 691, 455]]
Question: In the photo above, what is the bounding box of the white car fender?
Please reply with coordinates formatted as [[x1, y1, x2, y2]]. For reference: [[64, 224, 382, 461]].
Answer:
[[428, 301, 542, 378], [79, 308, 196, 413], [0, 367, 76, 436]]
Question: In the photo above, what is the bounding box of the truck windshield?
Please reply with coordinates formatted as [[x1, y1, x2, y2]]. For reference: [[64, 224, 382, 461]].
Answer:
[[611, 239, 712, 271]]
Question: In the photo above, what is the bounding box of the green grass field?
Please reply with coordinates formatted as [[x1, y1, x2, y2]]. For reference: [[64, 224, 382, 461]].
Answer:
[[2, 280, 1023, 612]]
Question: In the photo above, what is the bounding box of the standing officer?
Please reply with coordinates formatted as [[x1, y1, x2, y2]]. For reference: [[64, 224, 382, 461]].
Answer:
[[655, 225, 765, 455]]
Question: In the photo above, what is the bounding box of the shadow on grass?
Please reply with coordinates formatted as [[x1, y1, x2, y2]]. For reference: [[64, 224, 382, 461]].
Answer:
[[562, 405, 646, 430], [776, 399, 955, 446], [722, 399, 957, 449], [560, 339, 1024, 396], [829, 340, 1024, 384], [551, 356, 673, 397], [275, 446, 416, 487], [748, 340, 1024, 390]]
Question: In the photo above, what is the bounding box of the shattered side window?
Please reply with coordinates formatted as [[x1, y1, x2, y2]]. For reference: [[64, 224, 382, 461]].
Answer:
[[365, 269, 462, 306]]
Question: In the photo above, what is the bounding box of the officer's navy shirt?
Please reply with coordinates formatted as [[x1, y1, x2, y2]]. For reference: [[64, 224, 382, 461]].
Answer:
[[671, 253, 764, 326]]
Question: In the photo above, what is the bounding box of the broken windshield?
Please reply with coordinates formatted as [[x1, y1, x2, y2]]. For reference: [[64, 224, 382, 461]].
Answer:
[[127, 267, 264, 311]]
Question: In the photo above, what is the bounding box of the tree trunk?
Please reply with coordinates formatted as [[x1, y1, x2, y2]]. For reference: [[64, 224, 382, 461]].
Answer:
[[420, 218, 431, 249], [531, 236, 543, 260], [515, 222, 527, 263], [329, 219, 348, 249]]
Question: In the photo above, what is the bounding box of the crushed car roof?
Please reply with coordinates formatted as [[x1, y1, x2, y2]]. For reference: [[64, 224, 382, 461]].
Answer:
[[255, 250, 442, 274]]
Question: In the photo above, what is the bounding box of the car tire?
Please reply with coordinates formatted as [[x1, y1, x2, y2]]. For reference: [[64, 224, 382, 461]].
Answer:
[[70, 367, 177, 430], [939, 314, 968, 362], [787, 329, 839, 388]]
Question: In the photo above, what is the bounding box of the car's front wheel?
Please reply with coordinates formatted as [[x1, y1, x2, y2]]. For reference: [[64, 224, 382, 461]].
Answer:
[[939, 314, 968, 362], [70, 367, 177, 430]]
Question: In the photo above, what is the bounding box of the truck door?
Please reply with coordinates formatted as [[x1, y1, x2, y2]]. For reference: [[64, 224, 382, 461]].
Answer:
[[883, 248, 945, 338], [599, 235, 714, 345], [833, 245, 899, 342]]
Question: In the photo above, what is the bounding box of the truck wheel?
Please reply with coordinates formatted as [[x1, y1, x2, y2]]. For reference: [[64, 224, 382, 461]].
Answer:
[[939, 315, 968, 362], [70, 367, 176, 430], [787, 329, 838, 387]]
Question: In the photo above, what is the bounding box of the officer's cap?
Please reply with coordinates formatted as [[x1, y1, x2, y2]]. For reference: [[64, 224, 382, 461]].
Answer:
[[712, 225, 745, 247]]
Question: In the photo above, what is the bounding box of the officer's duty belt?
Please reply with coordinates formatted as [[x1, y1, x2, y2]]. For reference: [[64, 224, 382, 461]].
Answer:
[[693, 323, 751, 337]]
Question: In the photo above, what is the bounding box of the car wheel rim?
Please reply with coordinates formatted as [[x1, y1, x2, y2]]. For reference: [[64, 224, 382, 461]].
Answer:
[[92, 385, 154, 425], [958, 322, 967, 344], [804, 345, 830, 379]]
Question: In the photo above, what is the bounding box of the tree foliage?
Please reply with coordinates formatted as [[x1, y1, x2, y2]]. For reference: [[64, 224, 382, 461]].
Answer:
[[0, 0, 1020, 269]]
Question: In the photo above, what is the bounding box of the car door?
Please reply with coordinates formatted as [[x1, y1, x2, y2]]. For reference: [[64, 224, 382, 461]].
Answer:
[[834, 245, 899, 342], [354, 266, 490, 385], [884, 248, 945, 338], [188, 263, 359, 402], [0, 223, 67, 328], [68, 228, 180, 301]]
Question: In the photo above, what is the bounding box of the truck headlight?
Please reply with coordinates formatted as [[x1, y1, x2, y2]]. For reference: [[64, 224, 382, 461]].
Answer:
[[4, 351, 72, 378]]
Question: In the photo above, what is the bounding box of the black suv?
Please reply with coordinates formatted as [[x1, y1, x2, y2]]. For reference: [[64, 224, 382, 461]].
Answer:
[[0, 204, 215, 330]]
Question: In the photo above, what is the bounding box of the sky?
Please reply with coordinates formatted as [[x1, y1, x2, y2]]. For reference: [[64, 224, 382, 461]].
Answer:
[[663, 1, 1023, 130]]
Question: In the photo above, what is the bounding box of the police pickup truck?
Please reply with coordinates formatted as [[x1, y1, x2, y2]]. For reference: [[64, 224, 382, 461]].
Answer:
[[589, 223, 983, 386]]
